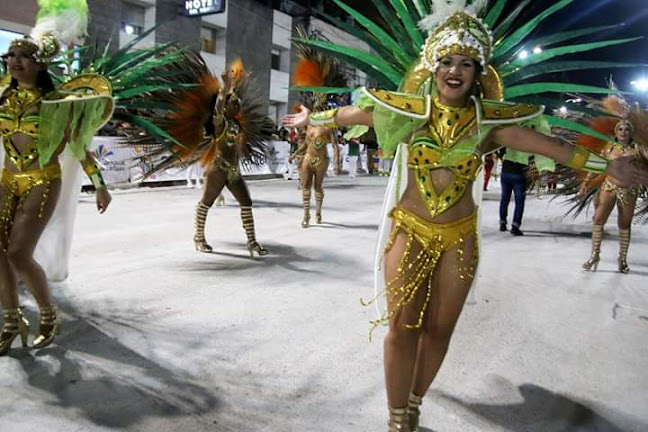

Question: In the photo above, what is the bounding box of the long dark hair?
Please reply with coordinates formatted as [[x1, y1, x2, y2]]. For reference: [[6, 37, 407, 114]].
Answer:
[[9, 69, 55, 94]]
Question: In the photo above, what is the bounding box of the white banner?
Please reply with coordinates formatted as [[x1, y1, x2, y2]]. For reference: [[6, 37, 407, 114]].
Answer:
[[84, 137, 292, 186]]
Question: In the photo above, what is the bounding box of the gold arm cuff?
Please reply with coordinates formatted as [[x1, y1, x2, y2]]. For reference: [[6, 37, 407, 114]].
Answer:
[[566, 146, 609, 174], [310, 109, 339, 128], [82, 161, 106, 189]]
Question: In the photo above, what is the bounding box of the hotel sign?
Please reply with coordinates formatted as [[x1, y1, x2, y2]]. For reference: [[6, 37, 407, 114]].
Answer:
[[184, 0, 225, 16]]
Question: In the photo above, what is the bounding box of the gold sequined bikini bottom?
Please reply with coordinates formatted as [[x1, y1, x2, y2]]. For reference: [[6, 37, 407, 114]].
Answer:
[[366, 205, 478, 336], [0, 164, 62, 250], [1, 164, 62, 198], [601, 179, 638, 205]]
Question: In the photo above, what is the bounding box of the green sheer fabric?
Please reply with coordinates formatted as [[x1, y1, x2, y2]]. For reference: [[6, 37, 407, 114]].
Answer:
[[39, 96, 112, 165]]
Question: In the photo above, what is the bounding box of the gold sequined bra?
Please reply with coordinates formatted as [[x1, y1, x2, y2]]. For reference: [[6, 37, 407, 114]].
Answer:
[[0, 86, 43, 171], [306, 135, 328, 152], [408, 98, 481, 218]]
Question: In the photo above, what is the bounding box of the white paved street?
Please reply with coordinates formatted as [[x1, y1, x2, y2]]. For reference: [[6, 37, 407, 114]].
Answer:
[[1, 175, 647, 432]]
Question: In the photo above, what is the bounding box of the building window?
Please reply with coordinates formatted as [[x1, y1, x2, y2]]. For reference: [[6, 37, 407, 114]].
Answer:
[[201, 27, 217, 54], [271, 48, 282, 71], [121, 1, 145, 36]]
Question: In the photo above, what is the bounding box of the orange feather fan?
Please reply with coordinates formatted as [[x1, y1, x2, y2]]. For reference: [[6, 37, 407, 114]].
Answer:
[[166, 73, 220, 165]]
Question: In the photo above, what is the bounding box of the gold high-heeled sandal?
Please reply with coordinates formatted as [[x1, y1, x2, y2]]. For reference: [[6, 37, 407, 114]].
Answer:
[[388, 406, 411, 432], [33, 305, 60, 349], [194, 201, 213, 253], [618, 229, 630, 274], [247, 241, 268, 258], [618, 257, 630, 274], [407, 393, 423, 432], [583, 225, 603, 271], [582, 253, 600, 271], [0, 308, 30, 356]]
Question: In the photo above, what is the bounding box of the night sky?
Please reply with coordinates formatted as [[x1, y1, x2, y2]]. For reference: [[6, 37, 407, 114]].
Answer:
[[302, 0, 648, 96]]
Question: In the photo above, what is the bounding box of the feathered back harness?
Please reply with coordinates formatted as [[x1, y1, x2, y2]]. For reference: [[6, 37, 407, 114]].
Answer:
[[128, 55, 273, 177]]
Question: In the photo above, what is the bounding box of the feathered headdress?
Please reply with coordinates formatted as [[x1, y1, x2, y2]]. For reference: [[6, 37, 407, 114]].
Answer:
[[292, 26, 348, 111], [297, 0, 639, 132], [8, 0, 88, 62]]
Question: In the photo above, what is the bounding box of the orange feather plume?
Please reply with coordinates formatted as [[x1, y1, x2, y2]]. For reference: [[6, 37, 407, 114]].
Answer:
[[226, 58, 245, 88], [167, 73, 220, 163], [293, 58, 324, 87], [576, 117, 617, 154]]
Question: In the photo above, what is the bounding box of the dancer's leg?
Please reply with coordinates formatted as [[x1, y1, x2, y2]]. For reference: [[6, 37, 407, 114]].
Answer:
[[616, 193, 637, 273], [226, 177, 268, 257], [300, 159, 315, 227], [194, 169, 227, 252], [314, 159, 328, 224]]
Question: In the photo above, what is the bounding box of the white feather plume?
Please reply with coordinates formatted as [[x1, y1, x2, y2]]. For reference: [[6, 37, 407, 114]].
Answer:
[[418, 0, 488, 33], [31, 9, 88, 46]]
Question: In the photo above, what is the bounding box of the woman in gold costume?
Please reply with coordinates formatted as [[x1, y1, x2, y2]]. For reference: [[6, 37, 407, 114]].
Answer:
[[131, 57, 273, 257], [193, 65, 271, 257], [580, 119, 645, 273], [290, 28, 344, 228], [285, 2, 648, 430], [291, 121, 339, 227], [0, 1, 112, 355]]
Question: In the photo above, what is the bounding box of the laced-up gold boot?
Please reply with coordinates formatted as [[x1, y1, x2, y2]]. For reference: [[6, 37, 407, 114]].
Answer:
[[618, 229, 631, 274], [302, 189, 311, 228], [194, 201, 213, 252], [388, 406, 411, 432], [241, 206, 268, 257], [33, 305, 60, 349], [315, 190, 324, 224], [407, 393, 423, 432], [0, 308, 29, 356], [582, 224, 603, 271]]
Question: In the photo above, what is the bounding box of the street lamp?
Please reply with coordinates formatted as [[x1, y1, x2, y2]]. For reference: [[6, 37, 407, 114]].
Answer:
[[631, 79, 648, 92]]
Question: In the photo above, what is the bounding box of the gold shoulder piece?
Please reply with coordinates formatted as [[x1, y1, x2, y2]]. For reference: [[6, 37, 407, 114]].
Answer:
[[0, 75, 10, 87], [58, 74, 113, 97], [363, 87, 430, 119], [480, 100, 544, 124]]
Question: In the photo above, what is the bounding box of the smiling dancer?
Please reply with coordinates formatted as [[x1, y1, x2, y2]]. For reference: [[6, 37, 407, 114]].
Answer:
[[284, 1, 648, 430], [0, 0, 113, 355]]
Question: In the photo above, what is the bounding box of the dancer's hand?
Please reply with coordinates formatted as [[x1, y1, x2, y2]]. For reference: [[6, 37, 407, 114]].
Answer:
[[96, 188, 112, 214], [283, 105, 310, 128], [578, 183, 588, 198], [607, 156, 648, 187]]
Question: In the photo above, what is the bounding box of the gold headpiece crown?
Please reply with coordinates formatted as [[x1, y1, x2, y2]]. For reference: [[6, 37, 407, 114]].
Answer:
[[8, 34, 60, 63], [615, 119, 634, 134], [420, 11, 493, 74]]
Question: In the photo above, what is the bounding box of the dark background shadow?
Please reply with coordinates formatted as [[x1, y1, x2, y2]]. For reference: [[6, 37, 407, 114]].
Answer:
[[8, 300, 220, 429], [436, 383, 647, 432]]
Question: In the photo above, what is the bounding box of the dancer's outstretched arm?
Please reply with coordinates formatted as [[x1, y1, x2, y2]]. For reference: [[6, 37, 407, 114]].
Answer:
[[283, 105, 373, 129], [489, 126, 648, 187]]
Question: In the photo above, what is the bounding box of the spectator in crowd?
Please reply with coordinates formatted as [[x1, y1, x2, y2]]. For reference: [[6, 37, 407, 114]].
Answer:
[[483, 153, 495, 191], [348, 138, 360, 178], [362, 128, 378, 175], [499, 148, 528, 236]]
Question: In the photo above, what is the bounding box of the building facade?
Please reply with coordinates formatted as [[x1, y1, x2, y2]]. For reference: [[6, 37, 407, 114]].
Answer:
[[0, 0, 369, 125]]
